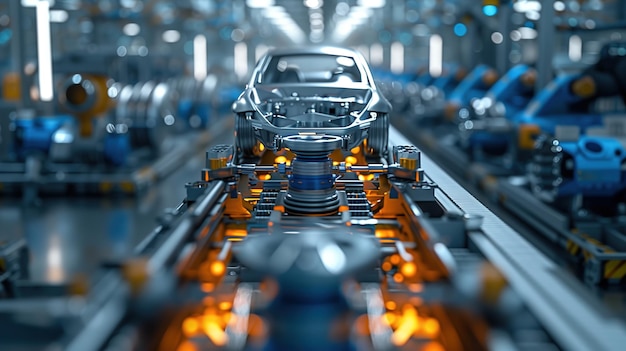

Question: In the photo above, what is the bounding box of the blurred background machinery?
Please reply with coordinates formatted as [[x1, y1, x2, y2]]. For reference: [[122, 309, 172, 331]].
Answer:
[[1, 1, 626, 351]]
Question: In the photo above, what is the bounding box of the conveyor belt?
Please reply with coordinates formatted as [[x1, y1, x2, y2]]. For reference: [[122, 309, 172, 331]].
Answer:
[[390, 126, 626, 351]]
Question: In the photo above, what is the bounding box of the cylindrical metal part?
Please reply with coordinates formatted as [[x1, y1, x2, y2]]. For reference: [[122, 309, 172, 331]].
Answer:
[[282, 135, 342, 215]]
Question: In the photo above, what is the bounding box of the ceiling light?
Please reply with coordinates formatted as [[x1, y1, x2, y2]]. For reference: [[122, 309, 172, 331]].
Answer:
[[357, 0, 385, 8], [247, 0, 274, 8], [304, 0, 323, 9]]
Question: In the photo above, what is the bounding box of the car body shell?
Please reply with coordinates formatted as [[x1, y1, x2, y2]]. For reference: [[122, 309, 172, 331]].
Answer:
[[233, 46, 391, 151]]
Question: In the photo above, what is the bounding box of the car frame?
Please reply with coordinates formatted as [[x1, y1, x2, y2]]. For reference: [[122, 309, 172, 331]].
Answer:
[[232, 46, 391, 159]]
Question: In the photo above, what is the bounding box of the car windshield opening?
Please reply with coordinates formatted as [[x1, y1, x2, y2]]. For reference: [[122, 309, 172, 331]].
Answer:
[[260, 54, 364, 84]]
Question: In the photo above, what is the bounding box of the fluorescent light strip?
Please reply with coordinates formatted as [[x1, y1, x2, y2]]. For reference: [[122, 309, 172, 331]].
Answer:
[[370, 43, 383, 66], [234, 42, 248, 79], [390, 42, 404, 74], [36, 0, 54, 102], [569, 34, 582, 62], [429, 34, 443, 77], [194, 34, 207, 81]]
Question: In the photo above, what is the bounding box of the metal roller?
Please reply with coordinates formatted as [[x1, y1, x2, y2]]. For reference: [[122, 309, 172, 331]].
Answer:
[[365, 112, 389, 157], [58, 74, 111, 137]]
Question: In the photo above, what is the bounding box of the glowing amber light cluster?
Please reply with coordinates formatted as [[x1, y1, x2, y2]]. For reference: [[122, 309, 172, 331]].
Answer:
[[358, 173, 375, 181], [355, 303, 442, 347], [180, 297, 266, 348], [345, 155, 357, 166]]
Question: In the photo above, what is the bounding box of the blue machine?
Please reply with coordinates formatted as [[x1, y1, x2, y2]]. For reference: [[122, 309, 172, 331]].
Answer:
[[515, 75, 605, 135], [103, 132, 131, 166], [529, 134, 626, 213], [462, 65, 536, 155], [13, 115, 131, 166], [559, 136, 626, 198], [13, 115, 73, 159], [444, 64, 498, 121]]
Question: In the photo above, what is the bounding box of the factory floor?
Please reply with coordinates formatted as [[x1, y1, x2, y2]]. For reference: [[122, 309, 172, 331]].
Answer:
[[1, 122, 625, 321], [0, 131, 233, 286]]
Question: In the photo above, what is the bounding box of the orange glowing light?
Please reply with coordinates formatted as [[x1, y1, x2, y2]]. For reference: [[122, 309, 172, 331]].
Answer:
[[201, 283, 215, 293], [409, 297, 423, 306], [247, 314, 266, 338], [385, 300, 397, 311], [333, 161, 340, 166], [259, 143, 265, 152], [261, 174, 271, 180], [203, 307, 218, 316], [226, 228, 248, 237], [345, 156, 357, 164], [222, 312, 233, 325], [218, 301, 232, 311], [422, 342, 445, 351], [355, 314, 370, 335], [390, 254, 401, 265], [401, 262, 417, 278], [422, 318, 440, 337], [176, 341, 198, 351], [202, 320, 228, 346], [203, 296, 215, 305], [358, 173, 375, 181], [393, 273, 404, 283], [351, 146, 361, 154], [408, 283, 423, 293], [382, 262, 393, 272], [375, 229, 396, 238], [274, 156, 287, 164], [182, 317, 200, 336], [384, 312, 397, 326], [391, 306, 419, 346], [210, 261, 226, 276]]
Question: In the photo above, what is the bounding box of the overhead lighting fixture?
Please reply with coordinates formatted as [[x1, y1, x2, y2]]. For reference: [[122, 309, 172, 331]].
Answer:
[[36, 0, 54, 102], [49, 10, 69, 23], [246, 0, 274, 8], [429, 34, 443, 77], [350, 6, 373, 18], [193, 34, 207, 81], [553, 1, 566, 11], [569, 35, 582, 62], [162, 30, 180, 43], [234, 42, 248, 80], [123, 23, 141, 36], [390, 42, 404, 74], [518, 27, 537, 39], [513, 0, 542, 13], [22, 0, 55, 6], [370, 43, 383, 66], [357, 0, 385, 8], [304, 0, 323, 9], [263, 6, 289, 19]]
